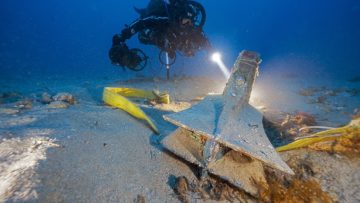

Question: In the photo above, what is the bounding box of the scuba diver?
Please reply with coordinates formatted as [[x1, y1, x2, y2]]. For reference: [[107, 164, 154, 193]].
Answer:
[[109, 0, 211, 72]]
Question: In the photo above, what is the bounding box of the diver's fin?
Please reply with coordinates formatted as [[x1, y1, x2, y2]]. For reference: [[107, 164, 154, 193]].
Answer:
[[134, 7, 146, 16]]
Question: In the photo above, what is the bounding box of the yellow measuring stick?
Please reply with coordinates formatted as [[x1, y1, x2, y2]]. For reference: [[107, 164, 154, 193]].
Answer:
[[103, 87, 170, 134]]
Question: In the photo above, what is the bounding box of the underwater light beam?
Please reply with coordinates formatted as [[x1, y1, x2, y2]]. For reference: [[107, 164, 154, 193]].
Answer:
[[211, 52, 230, 79]]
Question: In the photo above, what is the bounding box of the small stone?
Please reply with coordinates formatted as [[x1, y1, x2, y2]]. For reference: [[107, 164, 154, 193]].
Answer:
[[335, 106, 344, 111], [175, 176, 189, 195], [52, 92, 76, 104], [47, 101, 69, 109], [299, 88, 316, 96], [0, 108, 20, 115], [134, 195, 146, 203], [173, 176, 189, 203], [41, 92, 53, 104], [325, 90, 337, 96], [316, 96, 327, 104], [15, 99, 33, 109], [147, 100, 157, 106], [346, 88, 360, 96], [0, 92, 23, 104]]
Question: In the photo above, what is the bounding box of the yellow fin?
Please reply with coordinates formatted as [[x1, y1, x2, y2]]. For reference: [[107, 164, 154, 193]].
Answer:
[[103, 87, 170, 134]]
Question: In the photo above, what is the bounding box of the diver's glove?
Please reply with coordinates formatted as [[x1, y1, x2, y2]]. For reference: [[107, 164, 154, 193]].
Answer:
[[112, 27, 134, 45], [120, 27, 133, 41], [109, 43, 129, 66], [112, 34, 122, 45]]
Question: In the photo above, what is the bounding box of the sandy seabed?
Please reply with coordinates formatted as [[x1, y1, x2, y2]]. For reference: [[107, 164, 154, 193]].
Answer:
[[0, 73, 359, 202]]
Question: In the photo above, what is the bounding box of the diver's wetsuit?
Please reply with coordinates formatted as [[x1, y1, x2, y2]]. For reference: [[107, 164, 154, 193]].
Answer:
[[109, 0, 210, 66], [112, 16, 169, 45], [136, 0, 170, 18], [112, 0, 172, 44], [110, 0, 173, 65]]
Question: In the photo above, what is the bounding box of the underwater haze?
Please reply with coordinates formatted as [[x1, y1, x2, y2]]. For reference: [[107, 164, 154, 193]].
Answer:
[[1, 1, 360, 202], [1, 0, 360, 80]]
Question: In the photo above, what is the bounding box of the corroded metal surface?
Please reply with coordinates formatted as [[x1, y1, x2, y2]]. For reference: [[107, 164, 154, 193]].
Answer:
[[162, 128, 269, 196], [164, 97, 293, 174], [162, 50, 294, 187]]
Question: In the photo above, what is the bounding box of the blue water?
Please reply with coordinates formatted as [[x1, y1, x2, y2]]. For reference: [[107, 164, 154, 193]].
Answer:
[[1, 0, 359, 80]]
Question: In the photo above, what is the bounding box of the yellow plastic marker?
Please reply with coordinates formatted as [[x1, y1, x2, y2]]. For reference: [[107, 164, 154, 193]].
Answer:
[[276, 118, 360, 152], [103, 87, 170, 134]]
